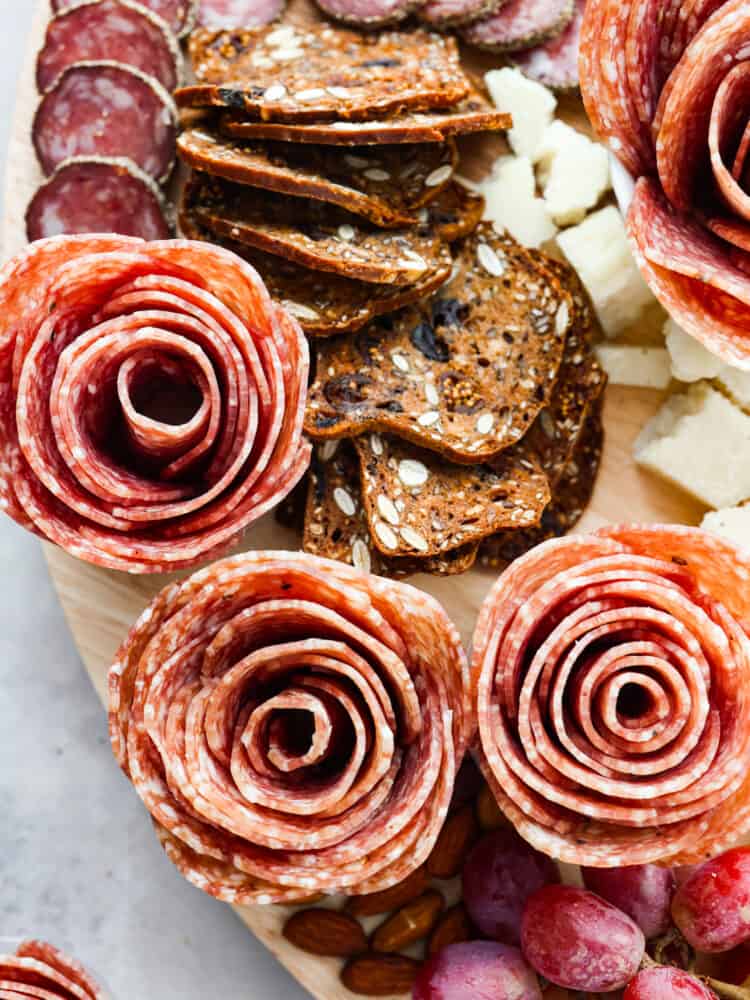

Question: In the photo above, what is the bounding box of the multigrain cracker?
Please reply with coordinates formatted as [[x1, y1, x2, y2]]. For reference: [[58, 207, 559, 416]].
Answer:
[[419, 182, 485, 242]]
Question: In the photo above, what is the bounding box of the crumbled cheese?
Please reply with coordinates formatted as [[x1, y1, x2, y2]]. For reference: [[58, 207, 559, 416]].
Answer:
[[535, 120, 611, 226], [480, 155, 557, 248], [701, 506, 750, 549], [484, 67, 556, 160], [595, 345, 671, 389], [665, 320, 723, 382]]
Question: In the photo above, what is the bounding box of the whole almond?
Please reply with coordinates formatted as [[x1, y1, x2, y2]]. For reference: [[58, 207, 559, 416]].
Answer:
[[341, 953, 421, 995], [346, 865, 429, 917], [372, 889, 444, 953], [476, 782, 506, 831], [283, 908, 366, 957], [427, 903, 473, 956], [427, 804, 478, 879]]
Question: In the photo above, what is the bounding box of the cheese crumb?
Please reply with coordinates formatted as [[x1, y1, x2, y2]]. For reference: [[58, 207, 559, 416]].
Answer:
[[536, 120, 611, 226], [480, 155, 557, 249], [484, 67, 556, 160], [595, 345, 671, 389], [701, 506, 750, 549]]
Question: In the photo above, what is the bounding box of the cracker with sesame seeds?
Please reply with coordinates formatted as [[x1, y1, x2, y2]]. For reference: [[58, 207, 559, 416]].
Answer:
[[177, 127, 458, 228], [304, 224, 572, 464], [184, 172, 450, 285], [353, 432, 550, 559], [179, 207, 453, 337], [419, 182, 485, 243], [178, 25, 470, 122]]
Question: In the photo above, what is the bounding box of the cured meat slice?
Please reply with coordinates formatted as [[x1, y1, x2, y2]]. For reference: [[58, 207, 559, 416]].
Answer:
[[52, 0, 199, 36], [472, 524, 750, 866], [513, 0, 584, 91], [627, 178, 750, 369], [26, 157, 171, 242], [179, 25, 470, 122], [32, 62, 177, 183], [198, 0, 285, 28], [177, 126, 457, 227], [419, 0, 506, 30], [0, 235, 310, 573], [462, 0, 574, 53], [314, 0, 421, 28], [36, 0, 182, 94], [0, 940, 104, 999], [108, 550, 472, 901]]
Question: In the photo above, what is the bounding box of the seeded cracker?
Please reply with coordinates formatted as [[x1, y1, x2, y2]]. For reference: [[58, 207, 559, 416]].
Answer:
[[186, 172, 449, 285], [178, 209, 453, 336], [304, 440, 479, 576], [177, 127, 457, 228], [178, 24, 469, 122], [353, 432, 549, 558], [419, 182, 485, 242], [304, 224, 572, 464]]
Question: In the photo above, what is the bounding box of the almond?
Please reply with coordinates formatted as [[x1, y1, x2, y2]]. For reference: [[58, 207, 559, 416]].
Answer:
[[341, 953, 421, 995], [427, 803, 478, 879], [346, 865, 429, 917], [371, 889, 444, 953], [476, 782, 506, 831], [283, 907, 367, 957], [427, 903, 473, 956]]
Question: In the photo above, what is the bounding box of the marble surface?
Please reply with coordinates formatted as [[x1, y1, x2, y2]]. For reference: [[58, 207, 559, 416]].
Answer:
[[0, 4, 306, 996]]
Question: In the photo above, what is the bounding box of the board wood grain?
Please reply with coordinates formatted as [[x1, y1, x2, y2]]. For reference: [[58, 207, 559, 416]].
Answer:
[[3, 3, 706, 997]]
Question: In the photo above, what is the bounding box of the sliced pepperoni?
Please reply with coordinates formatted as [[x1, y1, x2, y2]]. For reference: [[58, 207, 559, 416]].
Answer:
[[108, 551, 471, 901], [26, 157, 172, 242], [463, 0, 574, 54], [0, 235, 310, 572], [33, 62, 177, 183], [513, 0, 583, 90], [472, 525, 750, 867], [420, 0, 506, 31], [0, 941, 104, 1000], [36, 0, 182, 94], [198, 0, 286, 27], [52, 0, 198, 36]]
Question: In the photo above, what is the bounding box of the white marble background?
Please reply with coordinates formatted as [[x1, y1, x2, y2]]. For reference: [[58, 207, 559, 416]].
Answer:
[[0, 4, 306, 996]]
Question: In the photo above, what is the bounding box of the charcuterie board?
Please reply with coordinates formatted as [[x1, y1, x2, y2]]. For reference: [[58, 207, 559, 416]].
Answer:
[[2, 3, 706, 999]]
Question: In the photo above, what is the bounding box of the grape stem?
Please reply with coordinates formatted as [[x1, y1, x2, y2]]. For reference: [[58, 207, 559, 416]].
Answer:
[[641, 953, 750, 999]]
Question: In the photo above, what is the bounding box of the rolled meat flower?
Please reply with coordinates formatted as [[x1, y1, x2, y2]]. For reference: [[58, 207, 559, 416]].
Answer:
[[0, 235, 310, 572], [472, 525, 750, 867], [0, 940, 106, 999], [109, 550, 471, 902], [580, 0, 750, 367]]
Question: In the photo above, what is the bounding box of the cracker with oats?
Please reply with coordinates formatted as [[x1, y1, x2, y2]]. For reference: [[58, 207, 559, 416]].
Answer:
[[177, 128, 457, 228], [353, 432, 550, 559], [304, 225, 572, 464], [185, 172, 449, 285], [179, 24, 469, 121]]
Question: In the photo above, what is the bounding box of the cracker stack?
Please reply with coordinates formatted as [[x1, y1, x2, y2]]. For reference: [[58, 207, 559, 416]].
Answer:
[[176, 20, 606, 577]]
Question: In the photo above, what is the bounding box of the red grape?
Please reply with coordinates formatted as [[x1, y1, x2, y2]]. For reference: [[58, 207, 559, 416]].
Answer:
[[582, 863, 676, 938], [624, 967, 718, 999], [412, 941, 542, 1000], [672, 848, 750, 953], [521, 884, 645, 992], [461, 829, 559, 943]]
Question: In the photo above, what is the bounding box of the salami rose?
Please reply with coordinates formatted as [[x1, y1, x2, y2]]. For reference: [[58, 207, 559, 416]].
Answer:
[[0, 235, 309, 573], [472, 525, 750, 867], [109, 551, 471, 902], [0, 940, 105, 999]]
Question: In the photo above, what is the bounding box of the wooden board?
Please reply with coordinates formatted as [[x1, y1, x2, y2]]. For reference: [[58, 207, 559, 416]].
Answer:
[[3, 3, 706, 998]]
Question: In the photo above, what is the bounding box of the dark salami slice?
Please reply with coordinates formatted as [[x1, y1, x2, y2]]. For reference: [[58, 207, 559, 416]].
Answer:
[[52, 0, 199, 36], [26, 157, 172, 242], [36, 0, 182, 94], [463, 0, 574, 53], [513, 0, 583, 91], [314, 0, 421, 28], [199, 0, 285, 27], [33, 62, 177, 183], [419, 0, 506, 30]]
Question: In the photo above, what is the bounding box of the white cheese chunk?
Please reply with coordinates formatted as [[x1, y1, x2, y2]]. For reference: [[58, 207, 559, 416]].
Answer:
[[557, 206, 655, 338], [480, 155, 557, 248], [484, 67, 556, 160], [595, 345, 671, 389], [634, 383, 750, 508], [665, 320, 723, 382], [535, 120, 611, 226], [701, 506, 750, 549]]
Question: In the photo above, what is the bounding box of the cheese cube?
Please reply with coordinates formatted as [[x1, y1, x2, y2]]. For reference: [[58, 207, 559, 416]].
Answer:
[[535, 120, 611, 226], [595, 345, 671, 389], [480, 155, 558, 248], [701, 506, 750, 550], [484, 67, 556, 160], [634, 383, 750, 508], [665, 320, 723, 382]]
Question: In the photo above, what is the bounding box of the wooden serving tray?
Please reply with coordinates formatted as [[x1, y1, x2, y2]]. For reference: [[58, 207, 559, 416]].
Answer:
[[3, 3, 705, 997]]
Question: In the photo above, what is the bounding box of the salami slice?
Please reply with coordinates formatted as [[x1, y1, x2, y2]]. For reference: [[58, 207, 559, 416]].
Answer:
[[52, 0, 199, 36], [198, 0, 285, 27], [462, 0, 574, 54], [32, 62, 177, 183], [108, 550, 472, 901], [472, 524, 750, 867], [419, 0, 506, 30], [0, 940, 104, 999], [314, 0, 421, 28], [36, 0, 182, 94], [513, 0, 583, 91], [0, 235, 310, 573], [26, 157, 171, 242]]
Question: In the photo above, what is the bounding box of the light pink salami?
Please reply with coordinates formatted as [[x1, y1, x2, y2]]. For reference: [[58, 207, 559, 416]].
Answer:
[[0, 940, 104, 999], [463, 0, 574, 54], [108, 551, 471, 902], [420, 0, 507, 31], [513, 0, 583, 90], [0, 235, 310, 573], [198, 0, 286, 27], [52, 0, 198, 36], [472, 525, 750, 868], [313, 0, 421, 27], [33, 62, 177, 183], [36, 0, 182, 94]]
